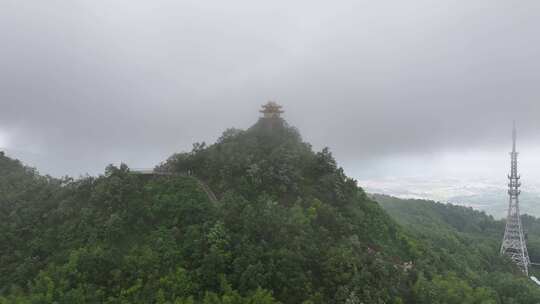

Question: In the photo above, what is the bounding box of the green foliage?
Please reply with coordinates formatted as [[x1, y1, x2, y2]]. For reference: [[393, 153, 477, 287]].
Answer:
[[158, 119, 363, 208], [1, 120, 540, 303], [375, 194, 540, 303]]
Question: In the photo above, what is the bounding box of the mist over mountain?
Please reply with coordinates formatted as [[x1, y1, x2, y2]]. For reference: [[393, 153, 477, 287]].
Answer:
[[2, 111, 540, 303], [3, 1, 540, 302], [362, 176, 540, 219], [3, 1, 540, 182]]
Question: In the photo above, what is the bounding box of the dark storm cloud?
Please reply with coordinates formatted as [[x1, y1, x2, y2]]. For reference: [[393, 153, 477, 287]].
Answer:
[[1, 0, 540, 176]]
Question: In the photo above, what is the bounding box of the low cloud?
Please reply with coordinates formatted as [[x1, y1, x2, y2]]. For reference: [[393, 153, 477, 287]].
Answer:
[[2, 0, 540, 177]]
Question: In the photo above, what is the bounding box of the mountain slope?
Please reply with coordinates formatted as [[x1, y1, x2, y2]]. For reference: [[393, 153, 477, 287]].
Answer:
[[374, 194, 540, 303], [1, 117, 540, 303], [155, 117, 416, 303], [0, 120, 414, 303]]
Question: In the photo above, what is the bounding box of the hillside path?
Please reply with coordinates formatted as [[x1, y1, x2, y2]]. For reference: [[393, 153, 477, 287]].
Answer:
[[131, 168, 219, 203]]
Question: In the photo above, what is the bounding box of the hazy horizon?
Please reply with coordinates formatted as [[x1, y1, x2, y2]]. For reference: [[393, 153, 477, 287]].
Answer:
[[2, 1, 540, 213]]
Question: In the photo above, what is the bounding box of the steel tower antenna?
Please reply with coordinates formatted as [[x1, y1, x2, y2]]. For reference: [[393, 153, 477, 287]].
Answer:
[[500, 121, 530, 276]]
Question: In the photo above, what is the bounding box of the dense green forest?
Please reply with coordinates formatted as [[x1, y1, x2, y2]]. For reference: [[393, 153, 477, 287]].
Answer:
[[375, 194, 540, 303], [1, 117, 540, 303]]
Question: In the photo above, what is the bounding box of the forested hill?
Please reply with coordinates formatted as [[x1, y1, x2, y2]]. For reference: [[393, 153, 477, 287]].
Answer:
[[374, 194, 540, 303], [1, 117, 540, 303]]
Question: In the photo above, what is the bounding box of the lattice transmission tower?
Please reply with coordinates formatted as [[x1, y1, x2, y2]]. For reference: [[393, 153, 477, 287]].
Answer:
[[500, 122, 530, 276]]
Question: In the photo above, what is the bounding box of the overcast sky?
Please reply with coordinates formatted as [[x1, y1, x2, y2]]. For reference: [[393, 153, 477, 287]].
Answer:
[[2, 1, 540, 192]]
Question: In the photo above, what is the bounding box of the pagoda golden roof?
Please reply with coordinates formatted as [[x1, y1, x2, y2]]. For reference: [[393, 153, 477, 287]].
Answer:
[[260, 101, 284, 114]]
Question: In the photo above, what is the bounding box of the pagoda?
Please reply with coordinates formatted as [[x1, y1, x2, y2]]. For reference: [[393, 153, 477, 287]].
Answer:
[[260, 101, 284, 119]]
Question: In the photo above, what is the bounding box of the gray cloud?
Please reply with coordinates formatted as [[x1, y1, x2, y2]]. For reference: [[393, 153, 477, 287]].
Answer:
[[1, 0, 540, 177]]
